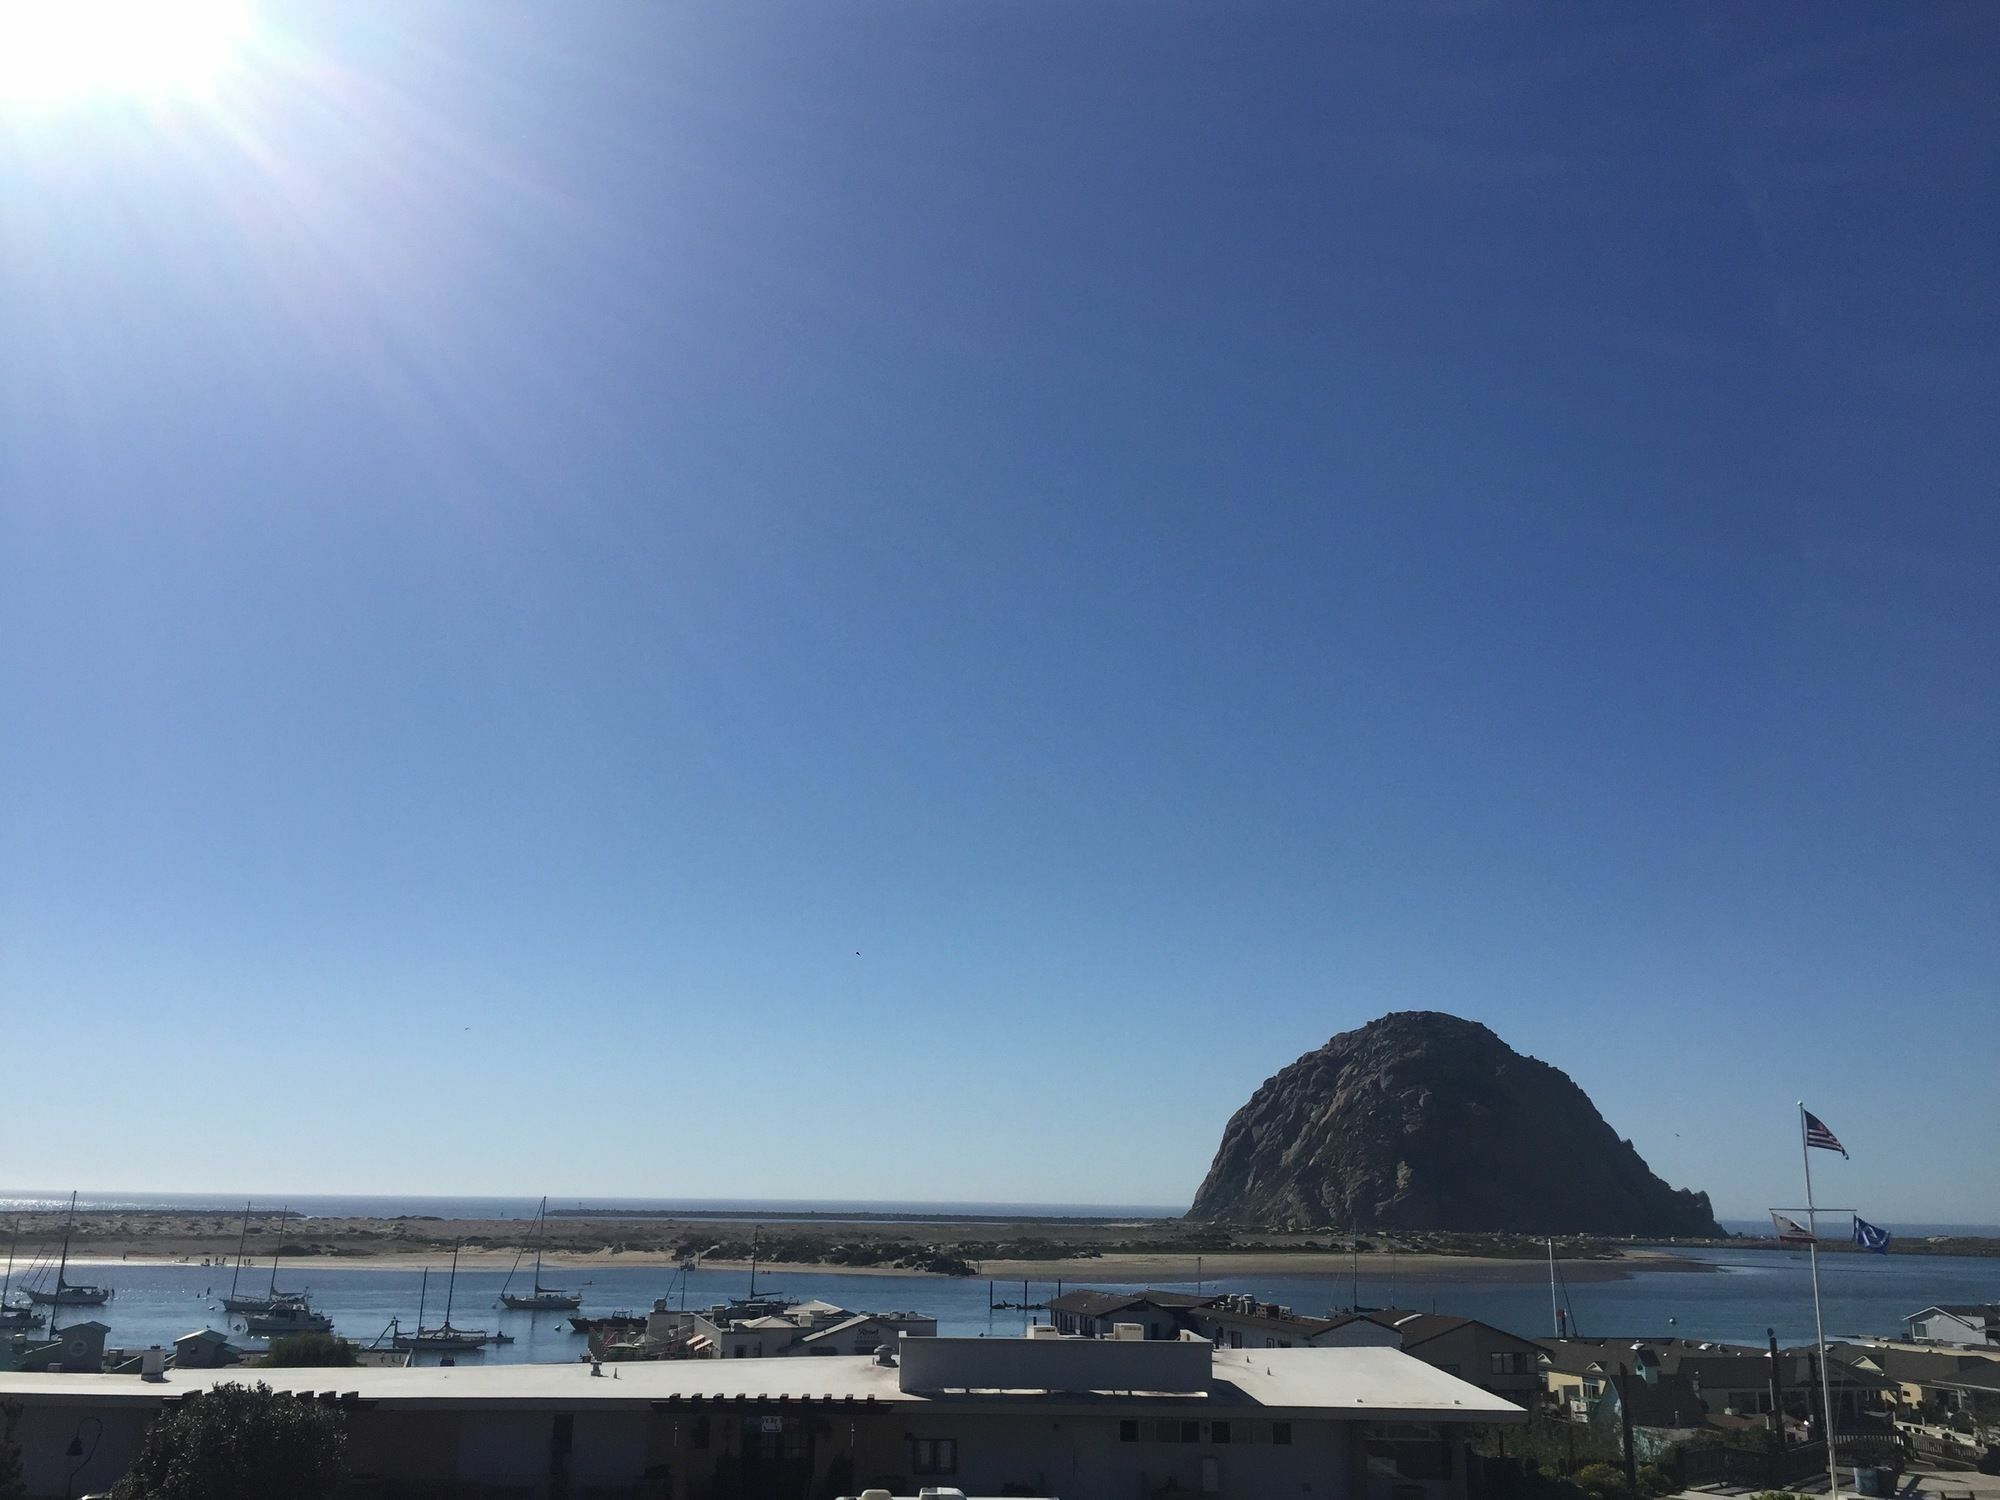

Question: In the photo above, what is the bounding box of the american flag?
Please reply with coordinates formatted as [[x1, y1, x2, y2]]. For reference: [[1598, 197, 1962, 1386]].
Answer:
[[1803, 1109, 1848, 1157]]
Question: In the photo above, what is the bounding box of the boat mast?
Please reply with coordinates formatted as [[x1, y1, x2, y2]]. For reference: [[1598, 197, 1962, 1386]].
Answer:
[[228, 1201, 251, 1299], [1549, 1239, 1559, 1337], [533, 1197, 547, 1295], [749, 1225, 759, 1299], [415, 1268, 429, 1335], [267, 1206, 289, 1297], [443, 1241, 460, 1331], [3, 1221, 13, 1309], [52, 1193, 76, 1335]]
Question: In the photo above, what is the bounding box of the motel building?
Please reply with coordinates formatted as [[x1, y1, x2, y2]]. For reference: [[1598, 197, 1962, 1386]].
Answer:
[[0, 1329, 1521, 1499]]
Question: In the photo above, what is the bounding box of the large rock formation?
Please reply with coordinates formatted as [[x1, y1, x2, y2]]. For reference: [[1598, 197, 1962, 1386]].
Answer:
[[1188, 1011, 1721, 1236]]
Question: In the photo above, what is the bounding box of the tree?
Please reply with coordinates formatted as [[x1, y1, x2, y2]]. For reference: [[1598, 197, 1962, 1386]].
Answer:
[[0, 1401, 26, 1500], [112, 1382, 344, 1500], [261, 1333, 358, 1368]]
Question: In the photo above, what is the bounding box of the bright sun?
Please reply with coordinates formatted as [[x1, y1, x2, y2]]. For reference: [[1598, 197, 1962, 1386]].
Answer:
[[0, 0, 255, 104]]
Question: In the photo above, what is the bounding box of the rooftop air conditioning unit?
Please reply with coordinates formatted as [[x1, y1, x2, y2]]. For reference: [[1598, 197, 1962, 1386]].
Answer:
[[1112, 1322, 1144, 1341]]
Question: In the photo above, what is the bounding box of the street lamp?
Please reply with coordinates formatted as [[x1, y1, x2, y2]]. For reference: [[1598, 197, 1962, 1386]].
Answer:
[[63, 1415, 101, 1500]]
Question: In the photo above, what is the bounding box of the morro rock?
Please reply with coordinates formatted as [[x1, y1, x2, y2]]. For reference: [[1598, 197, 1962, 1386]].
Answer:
[[1188, 1011, 1722, 1236]]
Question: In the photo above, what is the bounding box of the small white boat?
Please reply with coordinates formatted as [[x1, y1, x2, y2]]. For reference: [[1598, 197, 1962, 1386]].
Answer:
[[244, 1299, 334, 1337]]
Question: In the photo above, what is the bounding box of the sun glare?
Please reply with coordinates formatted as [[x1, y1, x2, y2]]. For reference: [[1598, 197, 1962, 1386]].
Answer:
[[0, 0, 254, 104]]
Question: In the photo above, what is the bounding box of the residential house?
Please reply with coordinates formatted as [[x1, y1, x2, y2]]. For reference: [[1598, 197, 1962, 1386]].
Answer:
[[1906, 1305, 2000, 1348], [683, 1297, 936, 1359], [1588, 1352, 1708, 1462], [1386, 1314, 1544, 1401], [1926, 1362, 2000, 1449], [2, 1320, 107, 1374], [1190, 1296, 1402, 1351], [1835, 1343, 1995, 1418], [1047, 1289, 1217, 1340], [0, 1333, 1526, 1500], [1537, 1337, 1886, 1431], [169, 1329, 240, 1370]]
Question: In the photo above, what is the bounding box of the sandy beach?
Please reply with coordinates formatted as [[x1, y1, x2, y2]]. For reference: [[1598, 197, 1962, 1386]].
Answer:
[[19, 1208, 1709, 1283]]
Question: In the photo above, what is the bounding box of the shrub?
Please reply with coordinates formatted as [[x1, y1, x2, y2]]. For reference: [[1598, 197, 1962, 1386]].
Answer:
[[111, 1382, 345, 1500], [0, 1402, 25, 1500], [1635, 1463, 1674, 1497], [1574, 1461, 1630, 1498], [262, 1332, 358, 1368]]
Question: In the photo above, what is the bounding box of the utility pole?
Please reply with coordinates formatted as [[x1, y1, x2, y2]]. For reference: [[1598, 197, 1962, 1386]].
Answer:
[[1767, 1328, 1784, 1445], [1618, 1363, 1637, 1496]]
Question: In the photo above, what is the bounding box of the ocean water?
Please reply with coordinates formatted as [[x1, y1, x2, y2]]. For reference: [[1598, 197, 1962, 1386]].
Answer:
[[0, 1192, 1182, 1223], [8, 1246, 1995, 1368]]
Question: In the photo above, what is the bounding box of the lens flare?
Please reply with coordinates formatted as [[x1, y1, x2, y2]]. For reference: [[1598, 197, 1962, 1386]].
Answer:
[[0, 0, 255, 104]]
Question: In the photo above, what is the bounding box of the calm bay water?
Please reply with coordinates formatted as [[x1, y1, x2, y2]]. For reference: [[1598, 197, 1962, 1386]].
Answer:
[[9, 1246, 1995, 1367], [0, 1193, 1182, 1223]]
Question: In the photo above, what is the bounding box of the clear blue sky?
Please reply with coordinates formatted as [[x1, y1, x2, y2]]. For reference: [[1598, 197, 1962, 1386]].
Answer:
[[2, 3, 1993, 1222]]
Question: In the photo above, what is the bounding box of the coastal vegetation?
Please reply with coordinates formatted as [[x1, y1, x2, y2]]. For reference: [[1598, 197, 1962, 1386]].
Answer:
[[111, 1383, 345, 1500], [261, 1332, 359, 1368], [12, 1204, 1997, 1273], [0, 1402, 24, 1500]]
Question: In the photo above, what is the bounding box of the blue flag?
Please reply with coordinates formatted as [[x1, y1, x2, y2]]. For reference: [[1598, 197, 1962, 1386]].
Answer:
[[1852, 1216, 1891, 1254]]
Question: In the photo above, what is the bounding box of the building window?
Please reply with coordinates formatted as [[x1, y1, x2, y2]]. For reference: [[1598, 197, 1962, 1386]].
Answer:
[[1365, 1423, 1452, 1483], [912, 1439, 957, 1476], [1490, 1352, 1523, 1376], [1211, 1421, 1232, 1445], [1120, 1420, 1138, 1443], [1229, 1331, 1243, 1349], [1181, 1420, 1200, 1444], [1583, 1379, 1604, 1400], [1273, 1422, 1293, 1446]]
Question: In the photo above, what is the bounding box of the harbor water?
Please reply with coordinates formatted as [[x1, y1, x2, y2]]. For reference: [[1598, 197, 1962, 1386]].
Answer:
[[15, 1246, 1996, 1366]]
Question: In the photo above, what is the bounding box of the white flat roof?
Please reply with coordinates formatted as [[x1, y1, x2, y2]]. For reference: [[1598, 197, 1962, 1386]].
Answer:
[[0, 1357, 905, 1409], [1212, 1346, 1523, 1420], [0, 1346, 1523, 1421]]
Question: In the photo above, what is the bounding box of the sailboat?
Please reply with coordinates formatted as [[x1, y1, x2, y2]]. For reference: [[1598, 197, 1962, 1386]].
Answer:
[[221, 1205, 308, 1315], [1, 1224, 45, 1331], [392, 1244, 492, 1354], [24, 1194, 111, 1306], [499, 1198, 581, 1312]]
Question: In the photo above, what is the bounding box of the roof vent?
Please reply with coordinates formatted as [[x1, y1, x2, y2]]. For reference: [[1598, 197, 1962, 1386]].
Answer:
[[874, 1344, 897, 1367]]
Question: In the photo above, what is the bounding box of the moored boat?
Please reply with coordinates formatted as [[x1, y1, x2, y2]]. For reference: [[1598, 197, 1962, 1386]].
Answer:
[[25, 1194, 111, 1307], [568, 1310, 643, 1336], [390, 1245, 496, 1354], [221, 1203, 309, 1315], [0, 1225, 44, 1332], [498, 1197, 581, 1312], [243, 1298, 334, 1337]]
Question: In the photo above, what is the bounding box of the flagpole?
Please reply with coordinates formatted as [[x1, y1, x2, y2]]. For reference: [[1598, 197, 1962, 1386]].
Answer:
[[1800, 1102, 1839, 1500]]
